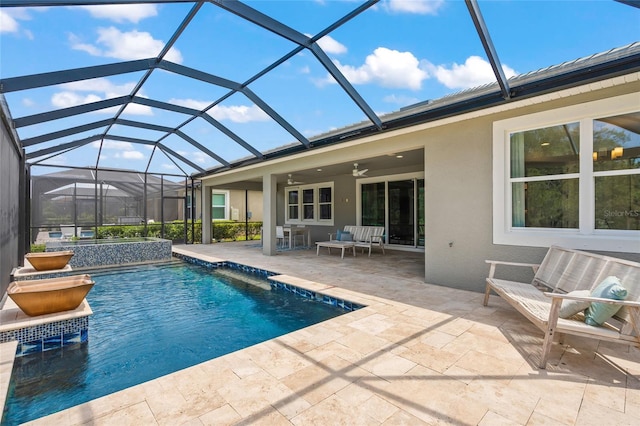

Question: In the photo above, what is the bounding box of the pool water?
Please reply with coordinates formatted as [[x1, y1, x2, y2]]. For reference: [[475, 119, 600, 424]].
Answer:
[[3, 262, 347, 424]]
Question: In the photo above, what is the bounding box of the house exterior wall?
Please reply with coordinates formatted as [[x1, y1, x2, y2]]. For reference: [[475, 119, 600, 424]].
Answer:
[[200, 74, 639, 292], [421, 80, 640, 292], [229, 190, 263, 221]]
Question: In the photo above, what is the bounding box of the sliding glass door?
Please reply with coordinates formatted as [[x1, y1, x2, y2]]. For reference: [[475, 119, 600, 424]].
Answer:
[[361, 182, 385, 227], [359, 176, 424, 249], [389, 180, 415, 246]]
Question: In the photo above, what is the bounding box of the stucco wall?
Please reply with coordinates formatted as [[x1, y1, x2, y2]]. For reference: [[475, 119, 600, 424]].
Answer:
[[421, 82, 640, 292], [229, 190, 263, 221]]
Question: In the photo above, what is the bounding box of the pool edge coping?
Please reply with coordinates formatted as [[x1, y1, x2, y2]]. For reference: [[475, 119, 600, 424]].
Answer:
[[172, 250, 369, 313]]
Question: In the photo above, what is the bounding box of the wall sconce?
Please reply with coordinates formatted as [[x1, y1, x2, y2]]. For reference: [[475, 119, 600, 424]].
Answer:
[[611, 147, 624, 160]]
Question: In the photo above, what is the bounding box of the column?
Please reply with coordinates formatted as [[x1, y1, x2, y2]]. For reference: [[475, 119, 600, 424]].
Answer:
[[262, 173, 277, 255], [201, 185, 211, 244]]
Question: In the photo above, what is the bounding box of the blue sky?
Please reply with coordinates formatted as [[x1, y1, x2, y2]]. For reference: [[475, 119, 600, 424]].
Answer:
[[1, 0, 639, 176]]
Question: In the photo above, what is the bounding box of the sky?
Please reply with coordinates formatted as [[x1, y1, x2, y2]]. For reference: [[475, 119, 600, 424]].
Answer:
[[1, 0, 639, 177]]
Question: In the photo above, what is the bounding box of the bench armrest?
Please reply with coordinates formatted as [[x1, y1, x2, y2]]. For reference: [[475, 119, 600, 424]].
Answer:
[[485, 260, 540, 278], [543, 292, 640, 308]]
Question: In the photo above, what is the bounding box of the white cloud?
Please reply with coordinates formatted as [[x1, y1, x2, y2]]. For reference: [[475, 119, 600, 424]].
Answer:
[[162, 163, 177, 170], [428, 55, 517, 90], [121, 103, 154, 116], [0, 10, 19, 33], [332, 47, 428, 90], [210, 104, 269, 123], [118, 150, 145, 160], [169, 98, 270, 123], [62, 78, 136, 95], [324, 46, 517, 92], [192, 152, 210, 164], [300, 65, 311, 74], [78, 5, 158, 23], [170, 99, 210, 111], [69, 27, 183, 62], [306, 33, 347, 55], [52, 78, 153, 115], [386, 0, 445, 15], [52, 91, 102, 109], [91, 140, 144, 161]]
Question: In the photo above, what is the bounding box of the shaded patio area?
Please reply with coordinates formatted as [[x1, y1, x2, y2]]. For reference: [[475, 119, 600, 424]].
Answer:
[[27, 242, 640, 425]]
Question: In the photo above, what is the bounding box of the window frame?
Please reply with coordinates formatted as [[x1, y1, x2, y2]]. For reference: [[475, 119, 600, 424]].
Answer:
[[211, 190, 229, 221], [285, 182, 334, 226], [492, 93, 640, 253]]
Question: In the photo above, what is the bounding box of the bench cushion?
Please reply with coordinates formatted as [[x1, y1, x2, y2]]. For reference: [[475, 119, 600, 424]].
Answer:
[[585, 276, 627, 326], [337, 230, 353, 241]]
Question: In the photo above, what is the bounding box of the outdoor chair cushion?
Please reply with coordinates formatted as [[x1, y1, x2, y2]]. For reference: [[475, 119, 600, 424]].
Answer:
[[336, 230, 352, 241], [584, 276, 627, 326]]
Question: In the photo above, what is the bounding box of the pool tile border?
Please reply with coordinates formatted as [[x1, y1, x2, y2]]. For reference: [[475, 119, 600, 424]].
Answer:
[[1, 317, 89, 357], [173, 251, 365, 312]]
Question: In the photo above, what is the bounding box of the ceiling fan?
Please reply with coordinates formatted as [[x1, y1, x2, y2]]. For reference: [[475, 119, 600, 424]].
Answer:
[[352, 163, 368, 177], [287, 174, 304, 185]]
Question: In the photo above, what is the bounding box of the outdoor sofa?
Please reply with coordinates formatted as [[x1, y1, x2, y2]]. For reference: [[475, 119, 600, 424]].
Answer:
[[328, 225, 385, 256]]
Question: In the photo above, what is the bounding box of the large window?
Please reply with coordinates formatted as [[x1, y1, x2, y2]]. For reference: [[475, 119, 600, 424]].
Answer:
[[285, 182, 333, 225], [493, 93, 639, 252]]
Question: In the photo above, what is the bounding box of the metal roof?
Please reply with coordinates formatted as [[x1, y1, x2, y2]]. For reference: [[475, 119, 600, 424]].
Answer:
[[1, 0, 639, 179]]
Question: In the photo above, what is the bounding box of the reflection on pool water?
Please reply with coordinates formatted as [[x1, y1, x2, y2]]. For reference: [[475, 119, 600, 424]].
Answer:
[[3, 261, 350, 424]]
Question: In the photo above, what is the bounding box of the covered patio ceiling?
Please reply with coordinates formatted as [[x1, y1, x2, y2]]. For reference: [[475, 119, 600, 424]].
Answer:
[[1, 1, 639, 179]]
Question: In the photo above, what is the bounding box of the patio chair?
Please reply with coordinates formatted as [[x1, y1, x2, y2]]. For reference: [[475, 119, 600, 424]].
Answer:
[[276, 226, 288, 249], [292, 225, 307, 247]]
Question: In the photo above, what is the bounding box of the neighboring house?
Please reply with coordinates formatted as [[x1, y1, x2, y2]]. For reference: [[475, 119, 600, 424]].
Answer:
[[177, 180, 264, 223], [198, 48, 640, 292]]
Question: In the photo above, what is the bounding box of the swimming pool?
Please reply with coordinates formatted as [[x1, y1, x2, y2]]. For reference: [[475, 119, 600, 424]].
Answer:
[[3, 261, 351, 424]]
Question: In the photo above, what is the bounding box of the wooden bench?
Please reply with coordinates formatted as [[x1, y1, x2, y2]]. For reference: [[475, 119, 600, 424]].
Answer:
[[329, 225, 385, 256], [484, 245, 640, 368]]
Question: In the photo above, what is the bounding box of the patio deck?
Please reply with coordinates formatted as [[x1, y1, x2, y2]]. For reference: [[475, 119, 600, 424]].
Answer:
[[23, 242, 640, 425]]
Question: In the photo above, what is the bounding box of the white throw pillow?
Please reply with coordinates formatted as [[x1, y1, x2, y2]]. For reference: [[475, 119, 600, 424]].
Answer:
[[559, 290, 591, 319]]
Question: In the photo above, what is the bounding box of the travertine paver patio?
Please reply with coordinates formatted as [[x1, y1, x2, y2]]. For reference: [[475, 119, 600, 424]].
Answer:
[[22, 242, 640, 425]]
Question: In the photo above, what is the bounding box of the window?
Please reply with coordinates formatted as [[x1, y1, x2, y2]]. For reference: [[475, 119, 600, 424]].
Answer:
[[493, 93, 639, 253], [318, 186, 332, 220], [302, 188, 314, 219], [186, 194, 193, 220], [285, 182, 333, 225], [211, 191, 229, 220], [510, 123, 580, 229], [287, 189, 299, 221]]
